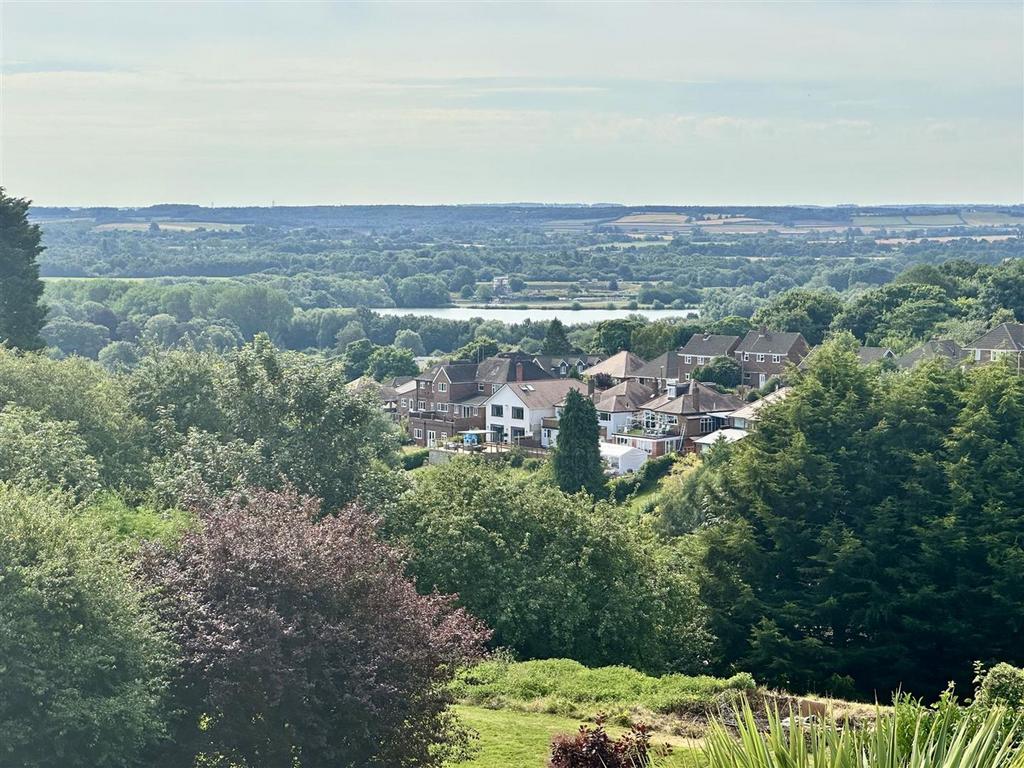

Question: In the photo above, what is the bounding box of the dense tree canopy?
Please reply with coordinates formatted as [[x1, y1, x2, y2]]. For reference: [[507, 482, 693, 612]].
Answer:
[[0, 189, 48, 350]]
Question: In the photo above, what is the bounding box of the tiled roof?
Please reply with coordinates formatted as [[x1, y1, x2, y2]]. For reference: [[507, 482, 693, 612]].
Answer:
[[736, 329, 807, 354], [633, 351, 684, 380], [680, 333, 741, 357], [490, 379, 588, 409], [592, 380, 655, 412], [856, 347, 895, 364], [965, 323, 1024, 352], [475, 354, 553, 383], [895, 339, 965, 369], [729, 387, 791, 421], [641, 381, 745, 416], [581, 350, 647, 379]]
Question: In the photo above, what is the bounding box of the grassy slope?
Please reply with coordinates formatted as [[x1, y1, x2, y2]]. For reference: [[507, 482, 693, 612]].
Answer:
[[455, 705, 703, 768]]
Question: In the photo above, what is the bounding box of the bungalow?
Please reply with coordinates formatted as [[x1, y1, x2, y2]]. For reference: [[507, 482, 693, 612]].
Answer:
[[541, 379, 654, 448], [964, 323, 1024, 366], [581, 350, 647, 383], [728, 387, 790, 430], [734, 329, 809, 387], [613, 381, 745, 456], [483, 379, 588, 446]]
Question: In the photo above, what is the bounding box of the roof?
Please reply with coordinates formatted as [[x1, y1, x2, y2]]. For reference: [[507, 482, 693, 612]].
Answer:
[[346, 376, 400, 402], [857, 346, 895, 364], [600, 442, 646, 459], [486, 379, 588, 409], [532, 353, 601, 369], [694, 428, 749, 446], [425, 361, 478, 383], [475, 353, 553, 383], [729, 387, 791, 422], [736, 329, 807, 355], [582, 350, 647, 379], [680, 333, 741, 357], [592, 380, 655, 413], [641, 381, 745, 416], [895, 339, 965, 369], [633, 351, 684, 380], [393, 378, 417, 395], [965, 323, 1024, 352], [453, 393, 489, 407]]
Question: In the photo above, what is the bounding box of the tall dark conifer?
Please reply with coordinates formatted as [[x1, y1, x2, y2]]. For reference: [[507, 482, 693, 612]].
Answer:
[[0, 189, 47, 350], [552, 388, 605, 496], [542, 317, 572, 355]]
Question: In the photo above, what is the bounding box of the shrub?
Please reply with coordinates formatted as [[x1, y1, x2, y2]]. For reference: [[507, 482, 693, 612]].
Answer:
[[402, 447, 430, 470], [0, 485, 171, 768], [549, 719, 662, 768], [608, 453, 677, 504], [140, 487, 489, 768], [976, 663, 1024, 709]]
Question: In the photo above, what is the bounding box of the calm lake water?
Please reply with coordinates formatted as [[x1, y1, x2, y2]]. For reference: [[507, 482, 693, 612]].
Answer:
[[370, 306, 699, 325]]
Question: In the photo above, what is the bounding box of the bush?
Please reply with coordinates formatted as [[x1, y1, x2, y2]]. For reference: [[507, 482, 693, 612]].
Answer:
[[549, 719, 661, 768], [608, 454, 677, 504], [402, 447, 430, 470], [453, 658, 755, 720], [976, 663, 1024, 709], [140, 487, 489, 768], [0, 485, 171, 768]]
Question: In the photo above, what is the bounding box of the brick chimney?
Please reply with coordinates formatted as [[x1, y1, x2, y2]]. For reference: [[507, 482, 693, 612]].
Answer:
[[515, 361, 524, 382], [691, 382, 701, 414], [759, 325, 769, 337], [587, 377, 595, 396]]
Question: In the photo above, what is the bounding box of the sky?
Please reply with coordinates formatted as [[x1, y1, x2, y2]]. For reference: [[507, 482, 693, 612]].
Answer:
[[2, 1, 1022, 207]]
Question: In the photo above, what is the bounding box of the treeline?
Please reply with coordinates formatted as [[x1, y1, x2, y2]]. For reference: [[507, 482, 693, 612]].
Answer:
[[655, 335, 1024, 697]]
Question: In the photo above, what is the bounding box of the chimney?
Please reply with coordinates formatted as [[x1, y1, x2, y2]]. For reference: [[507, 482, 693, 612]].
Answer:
[[587, 377, 595, 396], [515, 361, 524, 382], [759, 325, 769, 338], [692, 382, 701, 413]]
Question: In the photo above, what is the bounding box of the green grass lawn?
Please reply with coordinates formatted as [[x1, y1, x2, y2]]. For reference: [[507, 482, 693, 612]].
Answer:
[[455, 705, 703, 768]]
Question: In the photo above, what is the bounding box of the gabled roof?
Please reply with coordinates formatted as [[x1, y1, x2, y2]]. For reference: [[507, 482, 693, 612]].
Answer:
[[895, 339, 965, 369], [486, 379, 588, 409], [729, 387, 791, 422], [640, 381, 745, 416], [965, 323, 1024, 352], [694, 428, 749, 446], [532, 353, 601, 370], [423, 361, 478, 383], [736, 329, 807, 355], [856, 347, 895, 364], [591, 380, 655, 413], [633, 351, 684, 380], [680, 333, 741, 357], [475, 353, 553, 383], [581, 350, 647, 379]]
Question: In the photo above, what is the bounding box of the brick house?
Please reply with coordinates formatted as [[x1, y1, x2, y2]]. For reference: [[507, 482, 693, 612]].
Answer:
[[734, 329, 809, 387]]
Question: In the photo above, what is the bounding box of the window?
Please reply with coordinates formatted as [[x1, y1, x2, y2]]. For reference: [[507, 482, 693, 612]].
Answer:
[[417, 400, 425, 410], [440, 432, 447, 440], [697, 356, 706, 364], [491, 404, 504, 417], [492, 384, 500, 393], [511, 406, 524, 420], [478, 382, 485, 392], [684, 355, 692, 364], [400, 398, 407, 408], [438, 381, 448, 392], [756, 353, 765, 362], [700, 417, 714, 433], [598, 411, 611, 422], [991, 350, 1001, 361], [437, 403, 448, 412], [743, 352, 750, 361], [414, 428, 423, 439], [772, 354, 781, 364]]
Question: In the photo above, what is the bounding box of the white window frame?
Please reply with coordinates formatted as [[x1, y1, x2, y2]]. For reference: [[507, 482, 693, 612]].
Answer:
[[478, 382, 485, 391], [772, 354, 781, 364], [700, 417, 714, 433], [414, 428, 423, 439], [743, 352, 750, 361], [417, 400, 425, 410], [697, 356, 706, 364], [438, 402, 449, 413], [684, 355, 692, 364], [438, 381, 448, 392], [756, 353, 765, 362], [599, 411, 611, 422]]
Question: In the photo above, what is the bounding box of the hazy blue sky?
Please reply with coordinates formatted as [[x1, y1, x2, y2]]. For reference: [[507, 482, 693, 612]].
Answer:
[[3, 1, 1022, 206]]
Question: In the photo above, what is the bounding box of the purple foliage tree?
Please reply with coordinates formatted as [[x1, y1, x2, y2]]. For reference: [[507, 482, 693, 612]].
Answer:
[[141, 488, 489, 768]]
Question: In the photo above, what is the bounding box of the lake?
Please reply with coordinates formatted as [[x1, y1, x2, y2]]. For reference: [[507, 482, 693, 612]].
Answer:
[[370, 306, 699, 325]]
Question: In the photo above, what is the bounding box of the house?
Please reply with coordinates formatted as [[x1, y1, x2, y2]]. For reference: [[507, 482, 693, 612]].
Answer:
[[532, 353, 602, 378], [483, 379, 588, 445], [491, 275, 511, 295], [677, 334, 742, 381], [734, 328, 809, 387], [728, 387, 791, 430], [612, 381, 745, 456], [894, 339, 965, 369], [693, 428, 749, 454], [346, 375, 414, 420], [632, 351, 686, 389], [400, 352, 552, 446], [541, 379, 654, 448], [964, 323, 1024, 365], [600, 442, 647, 475], [581, 350, 647, 383], [857, 346, 896, 365]]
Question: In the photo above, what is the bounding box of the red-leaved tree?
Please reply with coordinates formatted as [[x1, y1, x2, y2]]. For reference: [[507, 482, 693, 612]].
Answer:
[[140, 488, 489, 768]]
